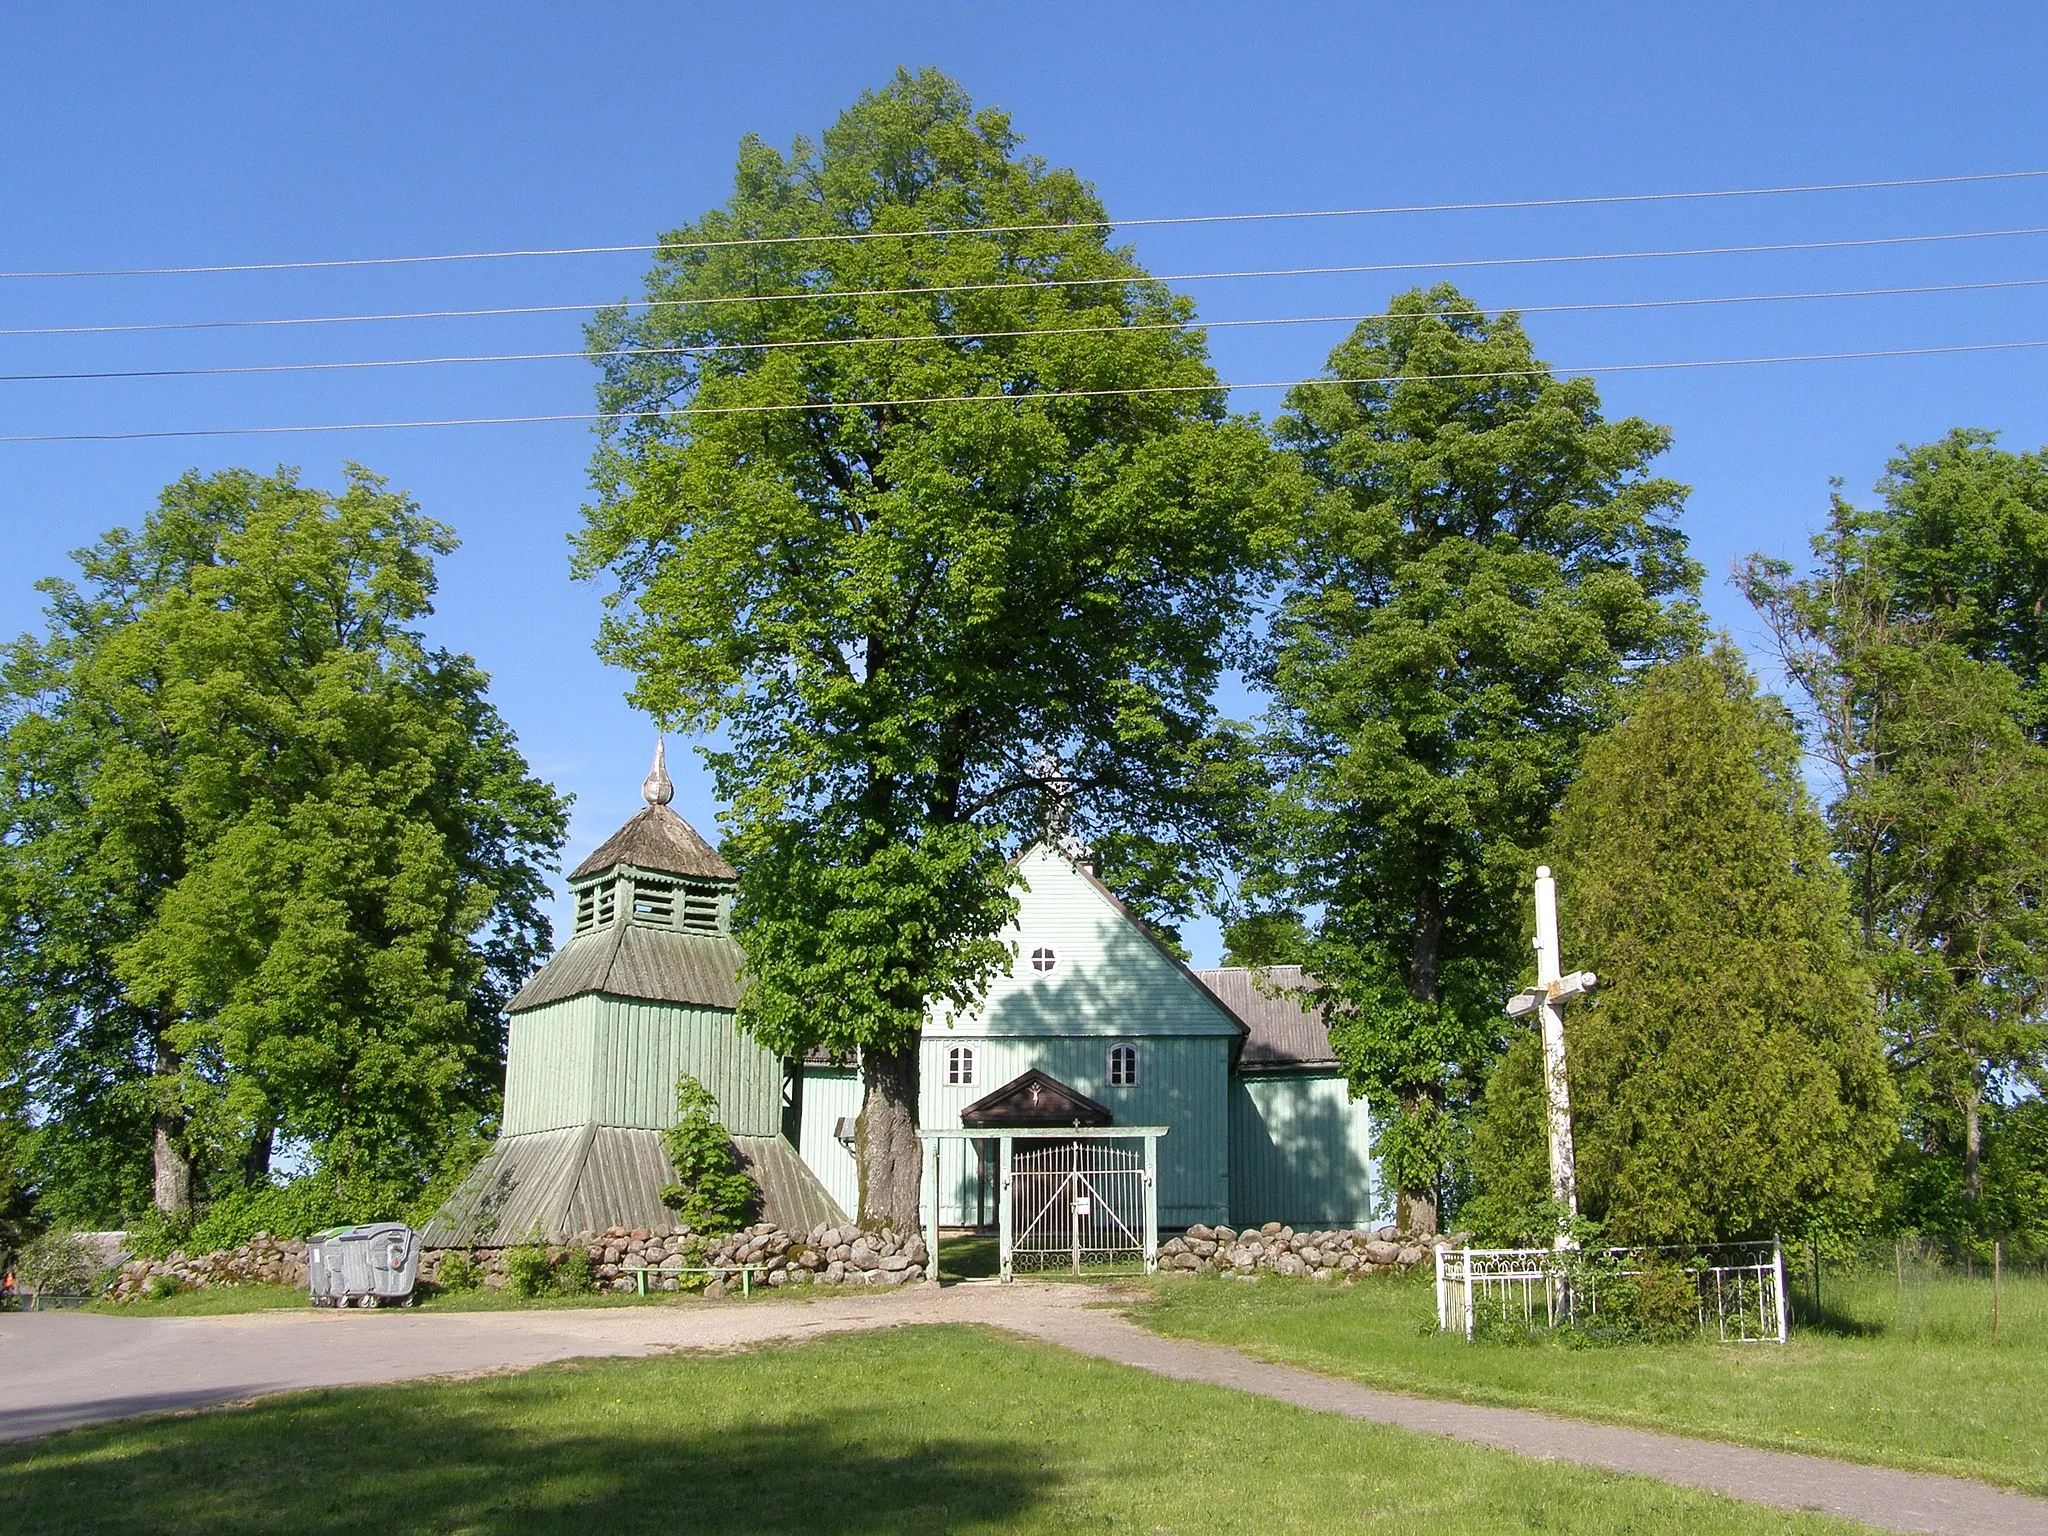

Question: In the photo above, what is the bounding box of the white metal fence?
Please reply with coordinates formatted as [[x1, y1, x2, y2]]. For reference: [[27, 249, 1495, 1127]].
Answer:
[[1436, 1240, 1789, 1343]]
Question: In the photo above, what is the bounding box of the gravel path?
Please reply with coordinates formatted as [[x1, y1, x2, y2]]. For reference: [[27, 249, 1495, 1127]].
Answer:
[[4, 1284, 2043, 1536]]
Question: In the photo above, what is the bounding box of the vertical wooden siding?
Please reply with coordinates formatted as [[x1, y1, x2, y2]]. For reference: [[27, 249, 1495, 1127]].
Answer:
[[501, 994, 782, 1137], [502, 1001, 598, 1133], [796, 1067, 863, 1221], [920, 1035, 1233, 1226], [948, 846, 1246, 1043], [1228, 1074, 1383, 1229], [593, 998, 783, 1136]]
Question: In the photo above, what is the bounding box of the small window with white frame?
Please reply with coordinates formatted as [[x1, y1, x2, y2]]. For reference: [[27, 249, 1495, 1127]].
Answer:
[[1107, 1043, 1139, 1087], [947, 1044, 977, 1086], [1029, 945, 1058, 975]]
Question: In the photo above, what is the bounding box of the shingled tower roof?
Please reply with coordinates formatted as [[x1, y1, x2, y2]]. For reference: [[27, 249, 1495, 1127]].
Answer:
[[511, 742, 743, 1014], [567, 740, 736, 882]]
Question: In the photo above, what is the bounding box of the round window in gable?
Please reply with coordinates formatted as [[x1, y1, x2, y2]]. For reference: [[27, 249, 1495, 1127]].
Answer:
[[1030, 946, 1058, 974]]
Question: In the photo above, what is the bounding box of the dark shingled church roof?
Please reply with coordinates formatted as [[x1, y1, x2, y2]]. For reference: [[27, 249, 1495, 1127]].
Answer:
[[1192, 965, 1338, 1071], [568, 803, 736, 883]]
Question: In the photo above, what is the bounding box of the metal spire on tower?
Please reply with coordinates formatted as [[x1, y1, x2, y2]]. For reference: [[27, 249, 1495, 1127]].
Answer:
[[642, 738, 675, 807]]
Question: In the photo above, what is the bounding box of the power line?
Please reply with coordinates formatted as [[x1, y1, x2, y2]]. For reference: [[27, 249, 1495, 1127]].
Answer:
[[5, 278, 2046, 385], [5, 338, 2044, 442], [3, 169, 2044, 280], [8, 224, 2048, 340]]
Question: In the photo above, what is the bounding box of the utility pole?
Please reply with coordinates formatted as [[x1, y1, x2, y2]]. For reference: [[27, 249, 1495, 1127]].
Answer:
[[1505, 865, 1597, 1249]]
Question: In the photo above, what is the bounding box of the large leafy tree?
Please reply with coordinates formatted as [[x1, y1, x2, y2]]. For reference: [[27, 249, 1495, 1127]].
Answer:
[[1241, 285, 1701, 1233], [1468, 651, 1896, 1244], [0, 467, 567, 1225], [1744, 431, 2048, 1224], [576, 70, 1292, 1228]]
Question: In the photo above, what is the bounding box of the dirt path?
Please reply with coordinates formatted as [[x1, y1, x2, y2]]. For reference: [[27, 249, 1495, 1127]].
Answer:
[[4, 1284, 2044, 1536]]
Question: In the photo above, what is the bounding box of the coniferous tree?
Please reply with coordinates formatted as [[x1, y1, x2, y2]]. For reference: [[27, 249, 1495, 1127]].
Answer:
[[1473, 650, 1896, 1244]]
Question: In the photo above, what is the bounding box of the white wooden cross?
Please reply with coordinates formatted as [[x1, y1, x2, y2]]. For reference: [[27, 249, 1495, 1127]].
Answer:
[[1504, 865, 1596, 1249]]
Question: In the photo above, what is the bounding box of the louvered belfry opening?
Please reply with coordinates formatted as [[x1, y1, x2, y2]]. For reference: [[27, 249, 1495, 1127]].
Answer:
[[625, 874, 725, 935], [573, 880, 621, 935]]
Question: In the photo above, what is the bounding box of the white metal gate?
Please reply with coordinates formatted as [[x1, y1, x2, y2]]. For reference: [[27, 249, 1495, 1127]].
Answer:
[[1010, 1139, 1147, 1274], [915, 1125, 1167, 1283]]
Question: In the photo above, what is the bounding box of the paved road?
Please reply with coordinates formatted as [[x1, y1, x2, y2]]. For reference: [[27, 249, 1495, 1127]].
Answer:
[[4, 1285, 2045, 1536]]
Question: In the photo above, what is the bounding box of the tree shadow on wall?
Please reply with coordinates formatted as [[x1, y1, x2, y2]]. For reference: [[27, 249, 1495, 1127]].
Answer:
[[0, 1376, 1056, 1536], [1230, 1081, 1379, 1229]]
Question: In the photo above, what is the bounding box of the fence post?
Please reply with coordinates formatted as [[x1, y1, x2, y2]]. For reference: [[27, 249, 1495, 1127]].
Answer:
[[1435, 1243, 1447, 1333], [1142, 1133, 1159, 1276], [1774, 1236, 1789, 1343], [925, 1136, 942, 1283], [998, 1133, 1014, 1284], [1993, 1241, 2002, 1341]]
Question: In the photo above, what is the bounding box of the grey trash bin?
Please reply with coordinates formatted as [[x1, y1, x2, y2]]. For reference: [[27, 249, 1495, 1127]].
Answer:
[[307, 1223, 420, 1308]]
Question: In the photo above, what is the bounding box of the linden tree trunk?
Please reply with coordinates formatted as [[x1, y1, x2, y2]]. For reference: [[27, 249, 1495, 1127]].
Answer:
[[576, 70, 1290, 1230]]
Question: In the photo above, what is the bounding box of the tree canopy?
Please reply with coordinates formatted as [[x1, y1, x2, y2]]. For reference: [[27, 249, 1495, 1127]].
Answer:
[[0, 466, 567, 1227], [575, 69, 1294, 1227], [1744, 430, 2048, 1234], [1238, 284, 1701, 1232], [1471, 651, 1896, 1244]]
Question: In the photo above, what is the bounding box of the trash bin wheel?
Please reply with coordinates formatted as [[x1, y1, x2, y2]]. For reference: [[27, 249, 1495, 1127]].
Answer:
[[357, 1293, 379, 1309]]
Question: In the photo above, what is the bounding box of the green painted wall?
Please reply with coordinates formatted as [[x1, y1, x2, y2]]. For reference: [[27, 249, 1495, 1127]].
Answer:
[[1229, 1074, 1383, 1229], [502, 993, 782, 1137], [941, 845, 1246, 1043], [797, 1066, 863, 1220], [919, 1034, 1234, 1226]]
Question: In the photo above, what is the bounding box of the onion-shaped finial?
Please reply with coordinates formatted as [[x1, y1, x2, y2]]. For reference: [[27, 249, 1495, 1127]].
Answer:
[[642, 738, 675, 807]]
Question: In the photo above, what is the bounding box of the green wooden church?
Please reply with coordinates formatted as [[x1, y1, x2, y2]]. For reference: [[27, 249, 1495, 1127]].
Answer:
[[428, 749, 1380, 1245]]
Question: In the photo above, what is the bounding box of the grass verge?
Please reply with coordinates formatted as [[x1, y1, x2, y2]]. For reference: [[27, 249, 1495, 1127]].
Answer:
[[0, 1324, 1857, 1534], [1129, 1271, 2048, 1494], [81, 1285, 304, 1318]]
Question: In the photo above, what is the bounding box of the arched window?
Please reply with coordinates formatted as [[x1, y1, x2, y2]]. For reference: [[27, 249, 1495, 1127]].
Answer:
[[947, 1045, 977, 1086], [1108, 1043, 1139, 1087], [1029, 946, 1058, 974]]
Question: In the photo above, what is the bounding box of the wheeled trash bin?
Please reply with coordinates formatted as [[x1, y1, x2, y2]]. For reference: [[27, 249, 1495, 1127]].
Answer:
[[307, 1223, 420, 1308]]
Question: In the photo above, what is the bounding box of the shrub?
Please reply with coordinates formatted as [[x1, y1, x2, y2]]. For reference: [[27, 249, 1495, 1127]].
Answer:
[[1618, 1258, 1702, 1343], [504, 1243, 554, 1298], [20, 1230, 99, 1296], [145, 1274, 185, 1301], [130, 1177, 372, 1260], [501, 1242, 595, 1299], [660, 1074, 759, 1235], [435, 1251, 482, 1291], [554, 1246, 595, 1294]]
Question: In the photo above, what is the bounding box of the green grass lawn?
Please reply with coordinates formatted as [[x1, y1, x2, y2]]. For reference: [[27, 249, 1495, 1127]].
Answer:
[[1128, 1270, 2048, 1494], [0, 1324, 1857, 1535]]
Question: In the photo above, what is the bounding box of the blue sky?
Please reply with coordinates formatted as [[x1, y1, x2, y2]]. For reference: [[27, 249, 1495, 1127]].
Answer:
[[5, 3, 2046, 964]]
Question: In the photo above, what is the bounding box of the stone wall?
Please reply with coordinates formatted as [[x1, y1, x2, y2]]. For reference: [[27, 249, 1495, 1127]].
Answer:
[[103, 1218, 1430, 1302], [424, 1222, 931, 1294], [107, 1233, 308, 1301], [1158, 1222, 1434, 1280]]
